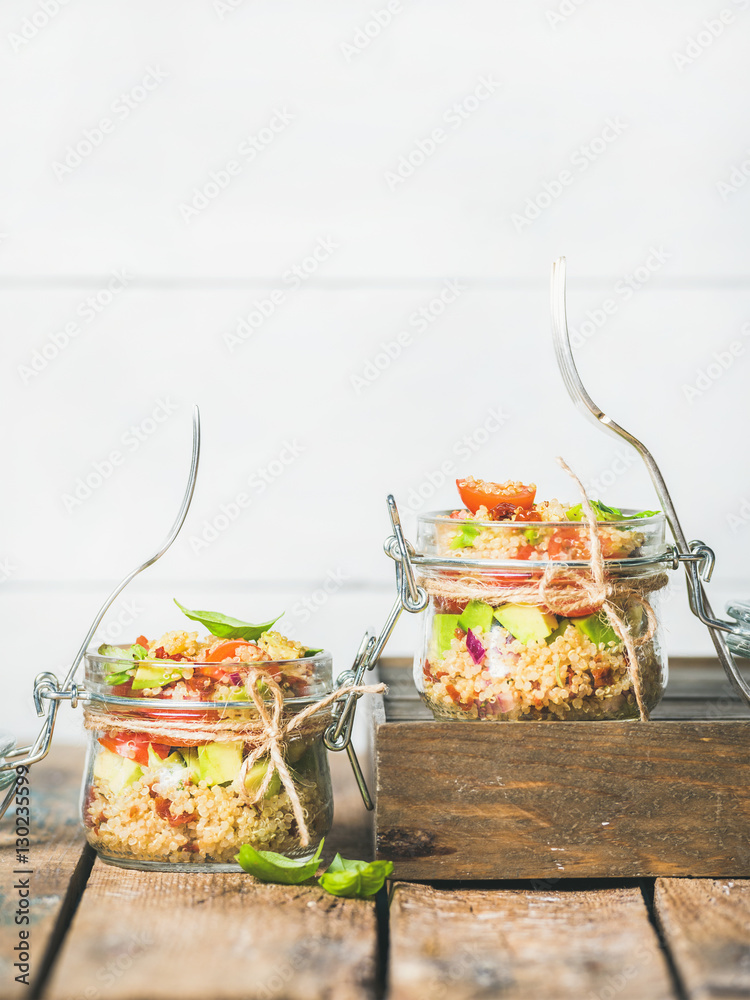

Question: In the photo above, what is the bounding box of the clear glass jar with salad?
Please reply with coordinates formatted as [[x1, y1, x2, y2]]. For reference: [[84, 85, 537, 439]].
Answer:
[[413, 478, 670, 722], [81, 601, 333, 871]]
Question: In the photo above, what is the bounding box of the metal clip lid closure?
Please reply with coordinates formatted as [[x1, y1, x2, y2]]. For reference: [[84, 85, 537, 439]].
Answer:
[[0, 407, 202, 823], [324, 495, 427, 809]]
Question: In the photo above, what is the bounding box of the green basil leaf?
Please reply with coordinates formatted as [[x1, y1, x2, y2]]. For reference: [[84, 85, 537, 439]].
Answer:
[[449, 523, 480, 550], [235, 838, 324, 884], [630, 509, 661, 519], [303, 648, 323, 657], [318, 857, 393, 898], [326, 853, 366, 874], [174, 600, 281, 640]]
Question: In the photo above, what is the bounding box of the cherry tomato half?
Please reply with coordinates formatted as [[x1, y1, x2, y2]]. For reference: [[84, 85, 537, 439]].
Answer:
[[456, 478, 536, 515], [98, 732, 170, 766], [204, 640, 252, 662]]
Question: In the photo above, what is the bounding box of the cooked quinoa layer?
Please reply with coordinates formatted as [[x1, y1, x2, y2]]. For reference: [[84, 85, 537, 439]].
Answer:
[[421, 622, 663, 721], [435, 518, 645, 561], [85, 769, 328, 864]]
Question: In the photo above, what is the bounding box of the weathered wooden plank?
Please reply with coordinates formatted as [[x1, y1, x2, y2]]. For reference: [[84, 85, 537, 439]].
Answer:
[[654, 877, 750, 1000], [388, 882, 676, 1000], [0, 747, 87, 998], [374, 713, 750, 879], [45, 752, 377, 1000]]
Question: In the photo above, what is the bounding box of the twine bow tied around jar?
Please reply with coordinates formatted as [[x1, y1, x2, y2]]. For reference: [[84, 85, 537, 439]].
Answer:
[[84, 674, 385, 847], [421, 458, 668, 720]]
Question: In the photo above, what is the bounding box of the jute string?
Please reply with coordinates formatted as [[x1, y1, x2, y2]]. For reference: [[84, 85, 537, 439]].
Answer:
[[85, 674, 385, 847], [424, 458, 668, 720]]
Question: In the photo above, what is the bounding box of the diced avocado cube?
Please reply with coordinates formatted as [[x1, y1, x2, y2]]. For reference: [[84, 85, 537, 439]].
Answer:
[[197, 741, 243, 786], [147, 745, 185, 771], [131, 662, 183, 691], [573, 613, 620, 647], [545, 618, 571, 644], [494, 604, 558, 644], [457, 600, 494, 635], [179, 747, 201, 782], [93, 747, 143, 795], [285, 739, 308, 764], [291, 747, 317, 776], [433, 614, 460, 655], [244, 759, 282, 798]]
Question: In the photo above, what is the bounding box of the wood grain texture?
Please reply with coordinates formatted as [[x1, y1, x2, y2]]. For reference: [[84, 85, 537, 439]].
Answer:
[[45, 865, 377, 1000], [374, 707, 750, 879], [0, 747, 87, 999], [655, 877, 750, 1000], [45, 752, 378, 1000], [388, 882, 675, 1000]]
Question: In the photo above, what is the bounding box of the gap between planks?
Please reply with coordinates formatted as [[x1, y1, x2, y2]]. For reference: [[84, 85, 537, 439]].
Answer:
[[654, 877, 750, 1000]]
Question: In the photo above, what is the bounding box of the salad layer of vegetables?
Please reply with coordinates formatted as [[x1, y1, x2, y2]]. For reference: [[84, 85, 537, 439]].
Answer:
[[83, 601, 333, 867], [417, 594, 664, 722], [91, 600, 326, 703], [85, 728, 331, 867], [414, 478, 667, 721], [425, 478, 663, 561]]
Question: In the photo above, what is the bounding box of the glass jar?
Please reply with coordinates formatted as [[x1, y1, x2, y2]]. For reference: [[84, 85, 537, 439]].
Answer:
[[413, 510, 670, 722], [81, 650, 334, 871]]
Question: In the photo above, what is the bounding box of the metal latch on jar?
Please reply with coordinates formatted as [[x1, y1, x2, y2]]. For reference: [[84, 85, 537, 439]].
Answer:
[[324, 496, 427, 809]]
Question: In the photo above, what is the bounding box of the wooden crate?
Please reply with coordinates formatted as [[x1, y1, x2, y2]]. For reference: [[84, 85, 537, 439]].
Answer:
[[372, 657, 750, 880]]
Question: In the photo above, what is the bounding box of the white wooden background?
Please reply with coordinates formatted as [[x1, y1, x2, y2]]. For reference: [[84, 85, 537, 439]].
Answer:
[[2, 0, 749, 742]]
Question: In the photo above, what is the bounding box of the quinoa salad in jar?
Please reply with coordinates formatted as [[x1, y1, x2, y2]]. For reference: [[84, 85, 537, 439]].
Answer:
[[82, 601, 333, 871], [414, 478, 670, 722]]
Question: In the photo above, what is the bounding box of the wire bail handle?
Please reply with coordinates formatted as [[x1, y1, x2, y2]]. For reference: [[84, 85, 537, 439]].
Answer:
[[324, 495, 427, 809], [551, 256, 750, 707], [0, 408, 201, 824]]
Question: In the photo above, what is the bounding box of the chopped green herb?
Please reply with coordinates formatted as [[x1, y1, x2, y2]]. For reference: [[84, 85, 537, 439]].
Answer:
[[104, 670, 133, 687], [566, 501, 660, 523], [235, 839, 324, 884], [174, 600, 281, 640], [98, 643, 147, 686], [449, 523, 481, 550], [302, 648, 323, 657], [317, 855, 394, 899], [98, 642, 148, 660]]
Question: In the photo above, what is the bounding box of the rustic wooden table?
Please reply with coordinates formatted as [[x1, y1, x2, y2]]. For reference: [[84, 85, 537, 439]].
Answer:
[[2, 661, 749, 1000]]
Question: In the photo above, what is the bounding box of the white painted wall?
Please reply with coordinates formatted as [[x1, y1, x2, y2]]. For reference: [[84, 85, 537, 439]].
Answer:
[[2, 0, 749, 745]]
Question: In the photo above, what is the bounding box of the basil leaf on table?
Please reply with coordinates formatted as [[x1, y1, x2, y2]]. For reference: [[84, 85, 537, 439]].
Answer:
[[174, 600, 281, 640], [317, 855, 393, 899], [235, 839, 324, 884]]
